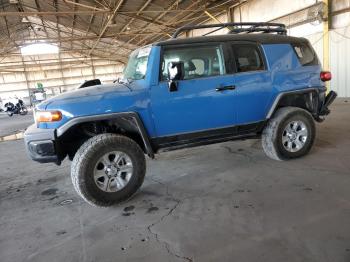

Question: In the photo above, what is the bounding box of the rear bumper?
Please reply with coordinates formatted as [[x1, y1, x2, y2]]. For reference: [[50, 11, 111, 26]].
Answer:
[[315, 90, 337, 122], [319, 90, 337, 116], [24, 124, 60, 164]]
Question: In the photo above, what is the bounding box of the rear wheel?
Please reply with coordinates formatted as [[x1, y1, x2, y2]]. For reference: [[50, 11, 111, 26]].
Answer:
[[262, 107, 315, 161], [71, 134, 146, 207]]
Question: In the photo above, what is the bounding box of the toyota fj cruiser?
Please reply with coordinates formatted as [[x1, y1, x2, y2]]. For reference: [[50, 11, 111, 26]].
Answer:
[[24, 23, 337, 206]]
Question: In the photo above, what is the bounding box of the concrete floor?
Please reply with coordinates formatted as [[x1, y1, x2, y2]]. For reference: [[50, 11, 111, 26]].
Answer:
[[0, 111, 33, 137], [0, 100, 350, 262]]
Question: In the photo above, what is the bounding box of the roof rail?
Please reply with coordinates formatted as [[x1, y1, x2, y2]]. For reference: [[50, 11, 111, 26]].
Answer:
[[172, 22, 287, 38]]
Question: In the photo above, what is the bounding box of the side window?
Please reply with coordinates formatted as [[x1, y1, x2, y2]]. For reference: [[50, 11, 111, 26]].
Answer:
[[293, 43, 319, 66], [191, 59, 205, 75], [232, 44, 264, 73], [161, 44, 226, 81]]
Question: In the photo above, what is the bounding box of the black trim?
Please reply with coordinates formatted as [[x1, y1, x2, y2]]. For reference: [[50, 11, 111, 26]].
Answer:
[[25, 112, 155, 165], [155, 33, 309, 47], [151, 121, 266, 152], [27, 140, 58, 163], [24, 124, 60, 164], [318, 90, 337, 117], [57, 112, 154, 158], [132, 113, 155, 158], [172, 23, 287, 38], [266, 87, 326, 118], [266, 87, 337, 122]]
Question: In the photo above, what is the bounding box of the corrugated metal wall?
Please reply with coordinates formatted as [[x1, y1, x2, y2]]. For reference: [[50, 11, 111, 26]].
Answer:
[[298, 27, 350, 97], [0, 52, 124, 100], [329, 27, 350, 97]]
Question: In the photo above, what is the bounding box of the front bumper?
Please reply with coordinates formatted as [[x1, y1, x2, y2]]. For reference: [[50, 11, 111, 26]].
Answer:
[[24, 124, 60, 164]]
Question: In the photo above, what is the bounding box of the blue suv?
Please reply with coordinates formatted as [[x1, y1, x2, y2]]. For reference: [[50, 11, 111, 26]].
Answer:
[[24, 23, 337, 206]]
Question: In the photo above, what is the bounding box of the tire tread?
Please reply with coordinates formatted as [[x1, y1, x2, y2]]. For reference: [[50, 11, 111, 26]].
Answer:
[[71, 134, 146, 207], [262, 106, 315, 161]]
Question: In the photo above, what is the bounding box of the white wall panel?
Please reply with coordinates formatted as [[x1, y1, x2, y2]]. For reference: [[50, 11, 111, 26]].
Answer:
[[190, 14, 229, 36], [293, 26, 350, 97], [329, 27, 350, 97], [233, 0, 315, 22], [0, 52, 124, 100]]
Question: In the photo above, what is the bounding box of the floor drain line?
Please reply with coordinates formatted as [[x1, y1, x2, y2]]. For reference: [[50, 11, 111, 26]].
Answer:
[[59, 199, 73, 206]]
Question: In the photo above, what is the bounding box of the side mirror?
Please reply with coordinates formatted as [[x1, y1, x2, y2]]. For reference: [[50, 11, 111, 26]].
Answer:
[[167, 61, 184, 92]]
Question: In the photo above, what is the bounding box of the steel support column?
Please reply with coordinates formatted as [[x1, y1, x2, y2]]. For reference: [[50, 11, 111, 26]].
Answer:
[[323, 0, 331, 91]]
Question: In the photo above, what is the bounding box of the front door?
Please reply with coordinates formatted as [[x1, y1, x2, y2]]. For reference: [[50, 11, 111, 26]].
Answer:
[[150, 43, 237, 138]]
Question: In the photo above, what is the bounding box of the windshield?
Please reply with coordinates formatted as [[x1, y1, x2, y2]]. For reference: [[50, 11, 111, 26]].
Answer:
[[123, 46, 151, 81]]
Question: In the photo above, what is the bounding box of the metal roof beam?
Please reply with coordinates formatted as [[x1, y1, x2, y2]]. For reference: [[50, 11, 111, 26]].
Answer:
[[63, 0, 108, 11], [86, 0, 124, 57]]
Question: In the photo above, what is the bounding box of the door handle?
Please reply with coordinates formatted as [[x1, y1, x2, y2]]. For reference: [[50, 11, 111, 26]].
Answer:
[[216, 85, 236, 92]]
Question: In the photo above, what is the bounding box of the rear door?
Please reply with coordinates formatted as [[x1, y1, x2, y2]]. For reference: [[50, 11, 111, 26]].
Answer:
[[227, 42, 272, 124]]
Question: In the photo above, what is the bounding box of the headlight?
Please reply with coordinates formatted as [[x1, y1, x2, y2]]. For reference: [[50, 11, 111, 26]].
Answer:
[[35, 111, 62, 123]]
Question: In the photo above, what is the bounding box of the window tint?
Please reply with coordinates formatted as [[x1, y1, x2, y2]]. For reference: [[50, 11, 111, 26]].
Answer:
[[293, 43, 319, 66], [232, 45, 264, 73], [161, 45, 226, 81]]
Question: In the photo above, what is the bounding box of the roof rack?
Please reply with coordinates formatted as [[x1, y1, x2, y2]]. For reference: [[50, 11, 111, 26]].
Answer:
[[172, 22, 287, 38]]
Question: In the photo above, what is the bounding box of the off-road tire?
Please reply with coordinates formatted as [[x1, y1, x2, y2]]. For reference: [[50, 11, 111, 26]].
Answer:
[[71, 134, 146, 207], [262, 107, 315, 161]]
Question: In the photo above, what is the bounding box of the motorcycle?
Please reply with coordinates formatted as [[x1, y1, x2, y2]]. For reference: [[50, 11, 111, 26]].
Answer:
[[1, 97, 28, 117]]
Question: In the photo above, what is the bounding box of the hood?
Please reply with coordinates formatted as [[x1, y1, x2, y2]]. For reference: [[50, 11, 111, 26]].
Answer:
[[36, 82, 150, 126], [38, 83, 130, 110]]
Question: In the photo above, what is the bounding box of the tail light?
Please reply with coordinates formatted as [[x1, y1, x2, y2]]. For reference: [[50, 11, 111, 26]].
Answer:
[[320, 71, 332, 82]]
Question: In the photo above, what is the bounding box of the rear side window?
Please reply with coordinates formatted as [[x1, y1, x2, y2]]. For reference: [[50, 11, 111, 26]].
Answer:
[[293, 43, 319, 66], [231, 44, 264, 73]]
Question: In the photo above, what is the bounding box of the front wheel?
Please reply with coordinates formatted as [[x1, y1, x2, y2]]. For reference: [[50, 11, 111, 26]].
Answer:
[[71, 134, 146, 207], [262, 107, 315, 161]]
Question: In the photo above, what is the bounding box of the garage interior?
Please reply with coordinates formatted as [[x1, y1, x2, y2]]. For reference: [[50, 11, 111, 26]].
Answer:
[[1, 0, 350, 261]]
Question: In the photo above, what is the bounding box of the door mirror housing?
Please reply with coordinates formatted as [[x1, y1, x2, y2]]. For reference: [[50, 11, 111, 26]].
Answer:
[[168, 61, 184, 81], [167, 61, 184, 92]]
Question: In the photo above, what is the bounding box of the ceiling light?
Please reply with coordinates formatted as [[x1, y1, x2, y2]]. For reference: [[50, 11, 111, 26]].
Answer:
[[21, 17, 30, 23], [21, 43, 59, 55]]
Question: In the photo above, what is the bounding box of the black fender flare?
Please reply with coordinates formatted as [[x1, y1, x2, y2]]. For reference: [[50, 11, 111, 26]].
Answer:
[[266, 87, 326, 120], [56, 112, 155, 158]]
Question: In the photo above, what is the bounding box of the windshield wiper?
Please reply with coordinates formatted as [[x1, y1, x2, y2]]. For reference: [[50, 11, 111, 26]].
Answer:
[[117, 78, 133, 92], [126, 78, 134, 84]]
